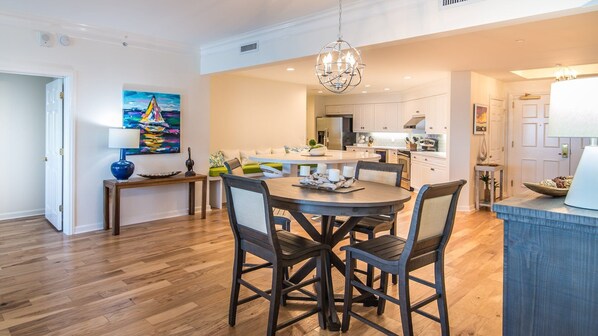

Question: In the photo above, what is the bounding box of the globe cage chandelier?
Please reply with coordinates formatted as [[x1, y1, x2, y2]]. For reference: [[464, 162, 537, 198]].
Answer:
[[315, 0, 365, 94]]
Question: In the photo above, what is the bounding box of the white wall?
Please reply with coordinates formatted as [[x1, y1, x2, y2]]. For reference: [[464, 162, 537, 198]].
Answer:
[[209, 74, 307, 152], [0, 23, 210, 233], [0, 73, 53, 219]]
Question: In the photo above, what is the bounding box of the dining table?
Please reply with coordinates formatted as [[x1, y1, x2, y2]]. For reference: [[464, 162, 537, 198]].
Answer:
[[264, 176, 412, 329], [249, 150, 381, 176]]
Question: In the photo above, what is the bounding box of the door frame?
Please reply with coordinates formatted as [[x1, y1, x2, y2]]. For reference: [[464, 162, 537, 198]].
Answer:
[[0, 63, 76, 235]]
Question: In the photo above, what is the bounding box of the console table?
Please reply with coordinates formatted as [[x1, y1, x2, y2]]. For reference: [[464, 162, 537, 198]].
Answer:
[[103, 174, 207, 235]]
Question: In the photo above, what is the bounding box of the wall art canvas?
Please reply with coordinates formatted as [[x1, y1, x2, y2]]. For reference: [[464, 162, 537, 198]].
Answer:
[[123, 90, 181, 155], [473, 103, 488, 135]]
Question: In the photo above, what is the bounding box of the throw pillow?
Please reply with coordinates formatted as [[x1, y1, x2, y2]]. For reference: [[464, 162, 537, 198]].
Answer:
[[256, 148, 272, 154], [240, 149, 257, 166], [209, 151, 224, 168], [272, 147, 286, 154], [221, 149, 240, 162]]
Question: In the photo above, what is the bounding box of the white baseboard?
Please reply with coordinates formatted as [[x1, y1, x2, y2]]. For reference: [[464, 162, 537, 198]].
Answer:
[[457, 204, 476, 212], [73, 206, 211, 235], [0, 209, 44, 221]]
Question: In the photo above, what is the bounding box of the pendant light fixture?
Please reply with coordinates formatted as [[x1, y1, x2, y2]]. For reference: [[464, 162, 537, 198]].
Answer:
[[315, 0, 365, 94]]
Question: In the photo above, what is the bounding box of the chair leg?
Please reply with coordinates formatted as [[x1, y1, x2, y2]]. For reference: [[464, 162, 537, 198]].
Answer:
[[315, 252, 326, 329], [365, 232, 375, 289], [435, 260, 450, 336], [267, 263, 284, 336], [398, 270, 414, 336], [229, 248, 244, 326], [390, 223, 398, 285], [377, 271, 389, 315], [341, 251, 355, 332]]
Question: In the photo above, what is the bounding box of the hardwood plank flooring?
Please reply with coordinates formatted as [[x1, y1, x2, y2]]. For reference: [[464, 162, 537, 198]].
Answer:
[[0, 199, 503, 335]]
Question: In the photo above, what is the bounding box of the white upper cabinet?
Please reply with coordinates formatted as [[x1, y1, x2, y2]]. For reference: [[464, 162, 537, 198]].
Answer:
[[325, 104, 355, 115], [425, 94, 449, 134], [374, 103, 400, 132], [353, 104, 375, 132]]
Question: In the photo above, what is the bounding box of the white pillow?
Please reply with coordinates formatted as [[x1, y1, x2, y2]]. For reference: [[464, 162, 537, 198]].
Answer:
[[256, 148, 272, 154], [240, 149, 257, 165], [221, 149, 240, 162], [272, 147, 286, 154]]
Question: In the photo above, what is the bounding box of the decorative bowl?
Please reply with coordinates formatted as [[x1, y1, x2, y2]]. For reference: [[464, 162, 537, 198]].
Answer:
[[308, 147, 327, 156], [523, 182, 568, 197], [138, 171, 181, 179]]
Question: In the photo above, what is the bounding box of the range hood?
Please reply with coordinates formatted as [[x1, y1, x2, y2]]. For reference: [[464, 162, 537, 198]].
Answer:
[[403, 116, 425, 129]]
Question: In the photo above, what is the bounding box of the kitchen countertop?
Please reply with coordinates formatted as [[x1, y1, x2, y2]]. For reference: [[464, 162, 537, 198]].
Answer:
[[347, 145, 447, 159]]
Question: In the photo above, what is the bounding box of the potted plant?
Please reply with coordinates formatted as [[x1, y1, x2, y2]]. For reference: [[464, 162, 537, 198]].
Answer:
[[307, 139, 326, 156], [480, 173, 499, 203]]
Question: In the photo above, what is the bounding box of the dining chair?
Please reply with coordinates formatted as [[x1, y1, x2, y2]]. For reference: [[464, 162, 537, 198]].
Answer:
[[222, 174, 336, 335], [335, 161, 404, 287], [341, 179, 466, 336], [224, 158, 291, 231]]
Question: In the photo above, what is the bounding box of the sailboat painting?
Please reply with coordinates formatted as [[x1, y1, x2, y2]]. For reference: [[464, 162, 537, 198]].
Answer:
[[123, 90, 181, 155]]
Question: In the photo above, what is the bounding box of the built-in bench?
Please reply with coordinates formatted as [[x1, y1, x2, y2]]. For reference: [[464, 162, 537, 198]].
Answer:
[[208, 162, 284, 209]]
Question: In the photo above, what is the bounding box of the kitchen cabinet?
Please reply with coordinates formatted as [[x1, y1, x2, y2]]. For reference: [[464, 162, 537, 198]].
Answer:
[[353, 104, 375, 132], [411, 153, 448, 190], [346, 146, 375, 153], [425, 94, 449, 134], [387, 149, 398, 164], [325, 104, 355, 115], [374, 103, 400, 132]]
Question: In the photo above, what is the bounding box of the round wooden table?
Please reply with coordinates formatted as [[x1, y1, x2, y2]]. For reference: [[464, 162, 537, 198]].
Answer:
[[265, 177, 412, 328], [250, 150, 380, 176]]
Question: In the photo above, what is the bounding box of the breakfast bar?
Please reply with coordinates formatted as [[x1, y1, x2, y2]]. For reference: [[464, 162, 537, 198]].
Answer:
[[249, 150, 380, 176]]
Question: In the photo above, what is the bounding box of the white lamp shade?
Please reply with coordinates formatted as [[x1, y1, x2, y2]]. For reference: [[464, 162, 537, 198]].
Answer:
[[548, 77, 598, 137], [108, 128, 140, 149]]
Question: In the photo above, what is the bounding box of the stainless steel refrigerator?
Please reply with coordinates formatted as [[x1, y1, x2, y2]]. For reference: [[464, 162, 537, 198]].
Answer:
[[316, 117, 356, 150]]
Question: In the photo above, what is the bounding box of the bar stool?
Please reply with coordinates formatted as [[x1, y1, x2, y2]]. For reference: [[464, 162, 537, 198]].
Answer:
[[341, 180, 466, 335]]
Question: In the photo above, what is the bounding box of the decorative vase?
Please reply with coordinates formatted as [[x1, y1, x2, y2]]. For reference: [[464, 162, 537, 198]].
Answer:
[[484, 188, 491, 203], [111, 149, 135, 181]]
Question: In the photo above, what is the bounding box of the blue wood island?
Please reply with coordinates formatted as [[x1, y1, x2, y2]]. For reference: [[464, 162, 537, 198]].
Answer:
[[493, 193, 598, 336]]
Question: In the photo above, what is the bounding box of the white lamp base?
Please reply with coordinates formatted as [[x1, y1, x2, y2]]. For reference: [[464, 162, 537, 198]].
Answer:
[[565, 144, 598, 211]]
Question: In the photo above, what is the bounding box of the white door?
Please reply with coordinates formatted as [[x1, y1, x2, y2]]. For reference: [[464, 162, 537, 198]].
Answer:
[[488, 98, 506, 164], [510, 94, 570, 196], [45, 78, 63, 231]]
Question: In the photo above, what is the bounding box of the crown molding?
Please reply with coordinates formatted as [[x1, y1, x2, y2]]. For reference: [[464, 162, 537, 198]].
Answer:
[[0, 11, 194, 54]]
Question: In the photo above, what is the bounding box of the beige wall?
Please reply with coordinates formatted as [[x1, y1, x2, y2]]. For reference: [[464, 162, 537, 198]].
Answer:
[[210, 74, 307, 152], [449, 71, 505, 211]]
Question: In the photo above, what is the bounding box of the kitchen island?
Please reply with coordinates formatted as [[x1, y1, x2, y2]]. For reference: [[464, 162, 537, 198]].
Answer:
[[493, 194, 598, 336]]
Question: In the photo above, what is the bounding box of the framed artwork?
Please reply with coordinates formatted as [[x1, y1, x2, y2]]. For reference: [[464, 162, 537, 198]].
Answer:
[[473, 103, 488, 135], [123, 90, 181, 155]]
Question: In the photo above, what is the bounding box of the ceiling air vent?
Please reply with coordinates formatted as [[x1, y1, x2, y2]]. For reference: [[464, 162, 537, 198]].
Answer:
[[440, 0, 478, 7], [240, 42, 258, 54]]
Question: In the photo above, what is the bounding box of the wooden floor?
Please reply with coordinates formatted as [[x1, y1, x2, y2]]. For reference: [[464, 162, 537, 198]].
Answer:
[[0, 198, 503, 336]]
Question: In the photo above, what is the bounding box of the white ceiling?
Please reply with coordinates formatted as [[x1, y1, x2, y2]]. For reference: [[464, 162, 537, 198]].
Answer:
[[1, 0, 596, 94], [0, 0, 360, 46], [236, 10, 598, 94]]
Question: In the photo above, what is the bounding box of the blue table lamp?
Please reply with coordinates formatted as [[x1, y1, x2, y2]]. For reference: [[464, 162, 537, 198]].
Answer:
[[108, 128, 140, 181]]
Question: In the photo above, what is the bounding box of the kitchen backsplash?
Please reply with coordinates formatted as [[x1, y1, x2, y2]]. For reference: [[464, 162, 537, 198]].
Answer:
[[357, 132, 446, 152]]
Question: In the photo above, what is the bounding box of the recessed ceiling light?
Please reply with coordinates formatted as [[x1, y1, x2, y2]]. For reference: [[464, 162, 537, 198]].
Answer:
[[403, 76, 412, 80], [515, 39, 525, 43], [384, 88, 390, 91], [361, 90, 367, 94], [318, 90, 323, 94], [286, 67, 295, 71], [365, 84, 371, 88]]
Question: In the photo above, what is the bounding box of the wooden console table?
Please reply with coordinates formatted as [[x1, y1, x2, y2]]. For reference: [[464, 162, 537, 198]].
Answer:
[[103, 174, 207, 235]]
